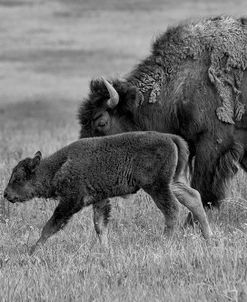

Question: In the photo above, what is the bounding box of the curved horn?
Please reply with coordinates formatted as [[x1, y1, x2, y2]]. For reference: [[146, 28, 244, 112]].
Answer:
[[101, 77, 119, 108], [34, 151, 42, 159]]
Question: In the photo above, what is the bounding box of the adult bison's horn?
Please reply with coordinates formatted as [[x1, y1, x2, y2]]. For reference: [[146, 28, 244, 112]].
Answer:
[[102, 77, 119, 108]]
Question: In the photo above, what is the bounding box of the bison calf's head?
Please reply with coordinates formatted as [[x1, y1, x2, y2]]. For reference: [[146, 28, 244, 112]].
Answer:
[[4, 151, 42, 203]]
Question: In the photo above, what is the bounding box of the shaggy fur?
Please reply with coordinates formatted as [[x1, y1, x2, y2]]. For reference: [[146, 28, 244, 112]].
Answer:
[[78, 16, 247, 208], [4, 132, 212, 254]]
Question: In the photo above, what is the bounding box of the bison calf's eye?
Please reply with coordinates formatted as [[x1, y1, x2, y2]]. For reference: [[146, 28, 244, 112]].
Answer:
[[97, 120, 106, 127], [14, 176, 22, 183]]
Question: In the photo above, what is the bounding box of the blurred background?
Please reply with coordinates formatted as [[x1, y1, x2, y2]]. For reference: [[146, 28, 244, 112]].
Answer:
[[1, 0, 247, 105]]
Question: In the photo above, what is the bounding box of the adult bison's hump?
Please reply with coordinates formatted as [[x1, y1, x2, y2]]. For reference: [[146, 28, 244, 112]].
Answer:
[[149, 16, 247, 125]]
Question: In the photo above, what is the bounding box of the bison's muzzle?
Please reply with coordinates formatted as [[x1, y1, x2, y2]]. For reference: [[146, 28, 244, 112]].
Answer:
[[3, 189, 18, 203]]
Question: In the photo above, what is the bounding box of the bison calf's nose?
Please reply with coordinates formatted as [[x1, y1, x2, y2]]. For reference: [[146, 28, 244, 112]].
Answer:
[[3, 189, 13, 202], [3, 190, 8, 199]]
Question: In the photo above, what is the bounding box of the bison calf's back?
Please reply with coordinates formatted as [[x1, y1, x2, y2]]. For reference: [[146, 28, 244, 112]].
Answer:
[[3, 131, 212, 254]]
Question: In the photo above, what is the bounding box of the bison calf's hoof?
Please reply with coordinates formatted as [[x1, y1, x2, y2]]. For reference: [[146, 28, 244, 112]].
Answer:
[[204, 227, 213, 240], [183, 212, 213, 240], [183, 212, 195, 228], [29, 245, 36, 256], [29, 243, 41, 256], [163, 226, 176, 239]]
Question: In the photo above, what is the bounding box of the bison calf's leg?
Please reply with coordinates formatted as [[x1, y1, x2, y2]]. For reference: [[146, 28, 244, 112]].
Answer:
[[30, 198, 81, 255], [172, 182, 213, 239], [144, 184, 179, 237], [93, 199, 111, 247]]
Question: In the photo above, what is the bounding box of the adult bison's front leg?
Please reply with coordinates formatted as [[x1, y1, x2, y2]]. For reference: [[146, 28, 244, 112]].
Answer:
[[191, 136, 243, 208], [191, 139, 220, 207]]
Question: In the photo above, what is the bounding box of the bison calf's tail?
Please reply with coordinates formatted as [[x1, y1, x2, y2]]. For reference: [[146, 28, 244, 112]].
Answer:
[[171, 135, 190, 182]]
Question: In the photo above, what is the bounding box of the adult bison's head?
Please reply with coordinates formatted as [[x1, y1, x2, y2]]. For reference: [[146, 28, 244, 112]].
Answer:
[[78, 78, 139, 138]]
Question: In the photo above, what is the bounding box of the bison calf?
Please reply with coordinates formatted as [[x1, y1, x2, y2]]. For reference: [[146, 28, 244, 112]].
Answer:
[[4, 131, 212, 254]]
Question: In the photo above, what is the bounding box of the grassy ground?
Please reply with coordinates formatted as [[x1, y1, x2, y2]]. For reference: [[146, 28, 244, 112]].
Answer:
[[1, 0, 247, 301]]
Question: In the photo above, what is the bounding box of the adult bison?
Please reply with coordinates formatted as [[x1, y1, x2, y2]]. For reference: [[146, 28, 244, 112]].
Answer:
[[78, 16, 247, 208]]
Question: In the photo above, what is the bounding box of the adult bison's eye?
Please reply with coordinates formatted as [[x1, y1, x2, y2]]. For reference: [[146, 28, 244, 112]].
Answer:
[[92, 111, 111, 134], [14, 175, 23, 184], [95, 115, 109, 128]]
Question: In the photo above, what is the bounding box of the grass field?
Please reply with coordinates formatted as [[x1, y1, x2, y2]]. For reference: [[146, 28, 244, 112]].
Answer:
[[1, 0, 247, 301]]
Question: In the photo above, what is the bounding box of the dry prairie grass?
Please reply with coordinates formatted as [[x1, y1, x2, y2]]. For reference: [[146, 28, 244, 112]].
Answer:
[[1, 95, 247, 302]]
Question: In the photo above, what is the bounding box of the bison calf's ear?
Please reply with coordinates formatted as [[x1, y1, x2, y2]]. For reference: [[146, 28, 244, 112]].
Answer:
[[30, 151, 42, 172]]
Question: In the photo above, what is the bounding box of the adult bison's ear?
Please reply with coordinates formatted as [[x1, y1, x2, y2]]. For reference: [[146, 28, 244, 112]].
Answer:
[[30, 151, 42, 172]]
